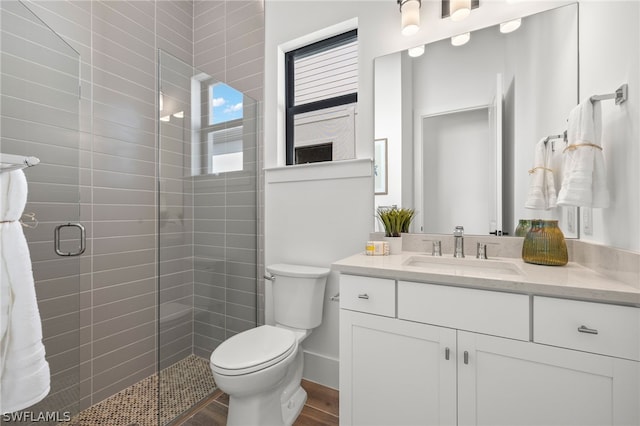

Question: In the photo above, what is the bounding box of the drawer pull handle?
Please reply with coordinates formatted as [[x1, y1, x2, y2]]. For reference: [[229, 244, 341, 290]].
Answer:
[[578, 325, 599, 335], [463, 351, 469, 365], [357, 294, 370, 300], [445, 347, 450, 360]]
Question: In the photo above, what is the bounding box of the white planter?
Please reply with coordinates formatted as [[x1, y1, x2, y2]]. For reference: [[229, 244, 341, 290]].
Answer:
[[383, 236, 403, 254]]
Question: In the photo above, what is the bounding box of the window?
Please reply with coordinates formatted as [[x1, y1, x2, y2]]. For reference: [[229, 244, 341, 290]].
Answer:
[[285, 29, 358, 165], [206, 83, 244, 174], [190, 78, 246, 176]]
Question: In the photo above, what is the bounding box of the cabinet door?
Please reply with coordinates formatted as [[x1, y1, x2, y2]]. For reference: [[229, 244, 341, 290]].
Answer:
[[340, 310, 457, 426], [457, 331, 640, 426]]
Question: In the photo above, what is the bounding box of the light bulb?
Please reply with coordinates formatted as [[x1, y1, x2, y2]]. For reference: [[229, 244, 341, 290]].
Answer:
[[450, 0, 471, 22], [451, 32, 470, 46], [500, 18, 522, 34], [408, 45, 425, 57]]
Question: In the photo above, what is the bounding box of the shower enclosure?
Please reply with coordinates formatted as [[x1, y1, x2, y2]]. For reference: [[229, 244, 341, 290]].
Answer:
[[1, 2, 258, 424], [1, 0, 81, 422]]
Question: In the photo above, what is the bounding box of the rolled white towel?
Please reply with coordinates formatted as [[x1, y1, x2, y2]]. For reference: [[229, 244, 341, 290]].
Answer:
[[0, 170, 50, 414], [525, 138, 557, 210], [557, 98, 610, 208]]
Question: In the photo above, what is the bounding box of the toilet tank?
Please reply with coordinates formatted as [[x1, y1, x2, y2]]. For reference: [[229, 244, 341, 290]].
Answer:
[[266, 264, 330, 330]]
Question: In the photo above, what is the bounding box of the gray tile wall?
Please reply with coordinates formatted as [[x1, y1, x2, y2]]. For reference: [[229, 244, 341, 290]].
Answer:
[[191, 96, 259, 358], [18, 0, 198, 411], [1, 1, 82, 418], [193, 0, 265, 354], [158, 49, 195, 370], [3, 0, 265, 415], [88, 0, 158, 405]]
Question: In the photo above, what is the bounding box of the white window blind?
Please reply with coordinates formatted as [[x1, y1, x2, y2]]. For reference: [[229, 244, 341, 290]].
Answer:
[[294, 39, 358, 106]]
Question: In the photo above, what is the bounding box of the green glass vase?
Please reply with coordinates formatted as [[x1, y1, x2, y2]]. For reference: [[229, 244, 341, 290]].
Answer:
[[515, 219, 532, 237], [522, 220, 568, 266]]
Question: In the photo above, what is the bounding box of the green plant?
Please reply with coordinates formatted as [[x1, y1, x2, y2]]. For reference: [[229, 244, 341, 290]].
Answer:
[[376, 207, 415, 237]]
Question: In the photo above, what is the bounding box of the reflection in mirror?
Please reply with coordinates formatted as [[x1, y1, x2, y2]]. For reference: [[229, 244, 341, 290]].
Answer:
[[374, 3, 578, 238], [192, 78, 257, 176]]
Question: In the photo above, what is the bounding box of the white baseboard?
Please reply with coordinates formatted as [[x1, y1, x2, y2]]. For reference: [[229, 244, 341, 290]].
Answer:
[[302, 349, 339, 390]]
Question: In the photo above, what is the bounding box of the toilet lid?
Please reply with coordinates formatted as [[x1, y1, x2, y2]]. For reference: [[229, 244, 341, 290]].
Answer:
[[266, 263, 330, 278], [210, 325, 296, 376]]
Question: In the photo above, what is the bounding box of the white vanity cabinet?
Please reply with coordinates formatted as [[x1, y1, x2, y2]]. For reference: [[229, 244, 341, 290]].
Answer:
[[339, 274, 640, 426], [456, 330, 639, 426], [340, 309, 457, 425]]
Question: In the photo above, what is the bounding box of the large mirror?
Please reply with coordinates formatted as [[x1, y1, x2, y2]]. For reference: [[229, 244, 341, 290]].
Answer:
[[374, 4, 579, 237]]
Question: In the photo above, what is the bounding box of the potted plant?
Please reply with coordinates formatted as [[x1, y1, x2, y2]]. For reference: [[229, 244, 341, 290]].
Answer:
[[376, 207, 415, 253]]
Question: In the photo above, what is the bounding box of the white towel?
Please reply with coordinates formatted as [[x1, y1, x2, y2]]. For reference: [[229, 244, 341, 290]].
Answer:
[[0, 170, 50, 414], [557, 98, 610, 208], [525, 138, 557, 210]]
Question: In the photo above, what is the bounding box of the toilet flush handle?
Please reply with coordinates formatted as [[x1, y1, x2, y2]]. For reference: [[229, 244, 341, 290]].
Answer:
[[264, 273, 275, 281]]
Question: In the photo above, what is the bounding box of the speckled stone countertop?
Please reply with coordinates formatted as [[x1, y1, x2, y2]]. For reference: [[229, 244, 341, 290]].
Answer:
[[332, 252, 640, 306]]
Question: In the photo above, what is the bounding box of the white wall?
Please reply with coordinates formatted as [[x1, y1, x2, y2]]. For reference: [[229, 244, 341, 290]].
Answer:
[[578, 1, 640, 251], [508, 4, 578, 235], [264, 0, 640, 389]]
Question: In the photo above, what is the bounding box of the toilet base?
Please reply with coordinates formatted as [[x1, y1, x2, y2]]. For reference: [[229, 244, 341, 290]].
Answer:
[[225, 384, 306, 426], [222, 350, 306, 426], [281, 386, 307, 426]]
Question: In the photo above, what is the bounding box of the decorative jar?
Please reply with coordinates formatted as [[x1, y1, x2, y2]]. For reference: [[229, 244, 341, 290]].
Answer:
[[383, 236, 403, 255], [522, 219, 568, 266]]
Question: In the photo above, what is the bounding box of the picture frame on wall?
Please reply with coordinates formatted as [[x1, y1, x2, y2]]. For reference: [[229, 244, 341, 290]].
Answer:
[[374, 138, 388, 195]]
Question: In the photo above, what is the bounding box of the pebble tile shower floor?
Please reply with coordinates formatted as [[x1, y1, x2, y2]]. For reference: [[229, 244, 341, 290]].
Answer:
[[63, 355, 215, 426]]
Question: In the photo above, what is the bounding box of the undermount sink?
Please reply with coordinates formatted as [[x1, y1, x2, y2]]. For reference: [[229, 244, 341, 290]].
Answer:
[[403, 255, 523, 277]]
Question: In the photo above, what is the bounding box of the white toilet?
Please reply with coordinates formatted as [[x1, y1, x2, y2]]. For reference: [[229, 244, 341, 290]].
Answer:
[[209, 263, 330, 426]]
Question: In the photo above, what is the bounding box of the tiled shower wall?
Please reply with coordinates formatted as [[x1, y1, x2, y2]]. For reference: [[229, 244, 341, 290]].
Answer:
[[17, 0, 265, 411], [1, 1, 82, 418], [192, 1, 265, 357], [158, 50, 195, 371]]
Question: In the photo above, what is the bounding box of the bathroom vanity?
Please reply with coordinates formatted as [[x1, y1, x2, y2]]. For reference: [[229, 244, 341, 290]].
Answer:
[[333, 252, 640, 426]]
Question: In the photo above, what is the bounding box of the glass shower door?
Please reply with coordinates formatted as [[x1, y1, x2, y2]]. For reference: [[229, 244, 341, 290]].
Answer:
[[158, 49, 258, 425], [1, 1, 81, 423]]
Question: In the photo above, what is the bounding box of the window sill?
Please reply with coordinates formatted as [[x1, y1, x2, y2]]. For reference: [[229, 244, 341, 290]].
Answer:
[[264, 158, 372, 184]]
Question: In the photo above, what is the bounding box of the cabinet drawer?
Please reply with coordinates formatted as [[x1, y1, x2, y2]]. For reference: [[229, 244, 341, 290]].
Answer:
[[398, 281, 530, 341], [340, 275, 395, 317], [534, 296, 640, 361]]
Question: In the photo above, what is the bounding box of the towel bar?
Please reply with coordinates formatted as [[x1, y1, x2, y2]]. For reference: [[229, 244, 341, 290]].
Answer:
[[0, 153, 40, 174], [590, 84, 628, 105]]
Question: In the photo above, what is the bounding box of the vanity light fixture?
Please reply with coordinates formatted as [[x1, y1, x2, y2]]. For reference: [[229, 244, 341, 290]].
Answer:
[[441, 0, 478, 20], [408, 45, 425, 57], [160, 115, 171, 122], [450, 0, 471, 21], [398, 0, 421, 36], [172, 111, 184, 118], [500, 18, 522, 33], [451, 32, 471, 46]]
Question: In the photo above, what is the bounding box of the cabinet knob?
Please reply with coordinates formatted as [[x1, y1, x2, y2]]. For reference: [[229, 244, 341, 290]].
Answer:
[[463, 351, 469, 365], [357, 294, 370, 300], [445, 347, 450, 360], [578, 325, 598, 335]]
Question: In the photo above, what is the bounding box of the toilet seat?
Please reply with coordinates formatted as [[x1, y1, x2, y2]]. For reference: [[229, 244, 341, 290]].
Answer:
[[210, 325, 297, 376]]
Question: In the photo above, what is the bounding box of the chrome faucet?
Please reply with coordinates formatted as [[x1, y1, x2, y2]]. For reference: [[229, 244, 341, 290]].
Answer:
[[453, 226, 465, 258]]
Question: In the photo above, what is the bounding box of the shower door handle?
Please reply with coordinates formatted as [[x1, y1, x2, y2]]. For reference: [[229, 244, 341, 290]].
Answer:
[[54, 223, 86, 256]]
